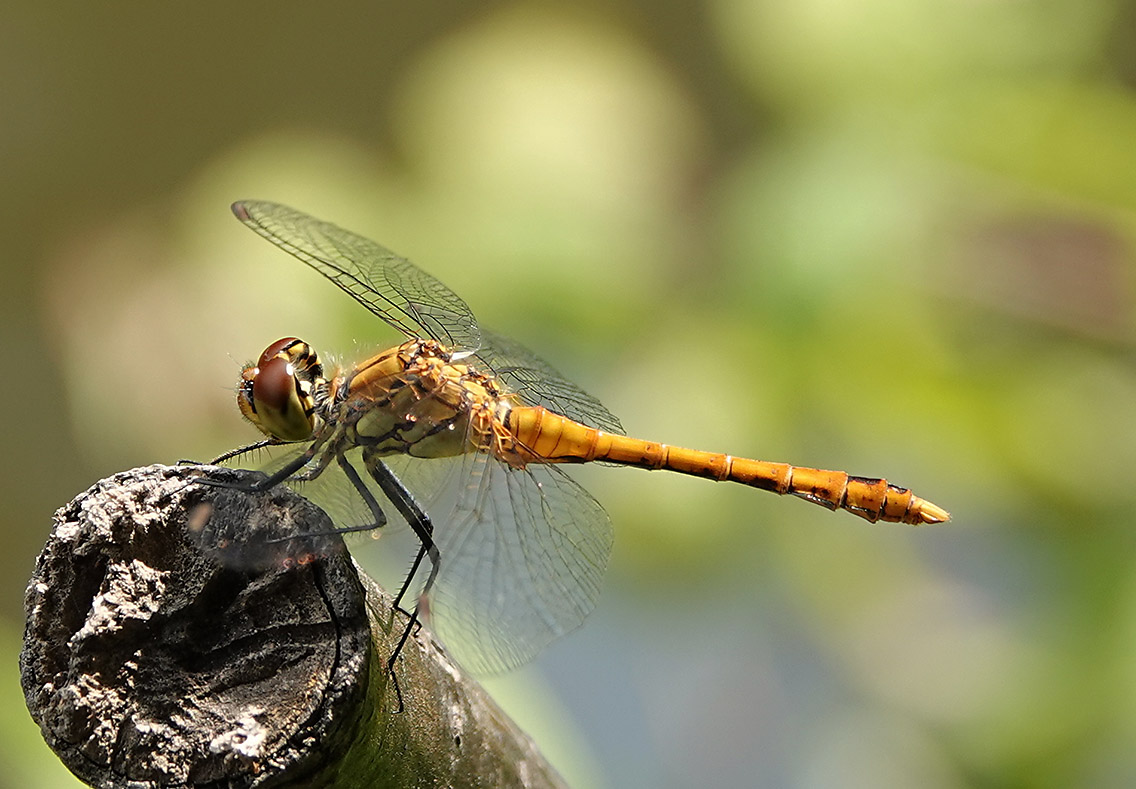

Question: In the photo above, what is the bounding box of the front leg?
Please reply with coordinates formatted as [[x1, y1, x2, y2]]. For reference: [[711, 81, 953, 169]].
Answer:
[[207, 438, 279, 466], [196, 443, 324, 494]]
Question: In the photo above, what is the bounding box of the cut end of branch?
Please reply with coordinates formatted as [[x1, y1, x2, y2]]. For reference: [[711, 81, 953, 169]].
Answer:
[[21, 464, 371, 788]]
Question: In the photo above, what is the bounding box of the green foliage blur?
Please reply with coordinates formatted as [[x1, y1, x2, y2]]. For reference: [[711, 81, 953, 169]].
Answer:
[[4, 2, 1135, 787]]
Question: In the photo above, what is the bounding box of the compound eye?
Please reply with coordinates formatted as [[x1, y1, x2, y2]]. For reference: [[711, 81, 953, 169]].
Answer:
[[237, 338, 316, 441]]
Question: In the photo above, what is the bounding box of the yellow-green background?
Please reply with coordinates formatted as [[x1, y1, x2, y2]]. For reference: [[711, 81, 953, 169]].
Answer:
[[4, 3, 1134, 787]]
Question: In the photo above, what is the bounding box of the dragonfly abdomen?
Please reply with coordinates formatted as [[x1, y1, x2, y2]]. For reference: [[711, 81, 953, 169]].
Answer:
[[505, 406, 949, 525]]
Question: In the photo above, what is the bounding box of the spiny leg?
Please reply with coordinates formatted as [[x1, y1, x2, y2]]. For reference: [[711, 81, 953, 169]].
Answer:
[[325, 452, 389, 536], [363, 449, 441, 683], [207, 438, 278, 466], [396, 544, 430, 615], [196, 441, 325, 493], [175, 438, 280, 468]]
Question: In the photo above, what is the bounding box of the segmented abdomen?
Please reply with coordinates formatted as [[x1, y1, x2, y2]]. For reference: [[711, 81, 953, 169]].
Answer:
[[503, 405, 949, 525]]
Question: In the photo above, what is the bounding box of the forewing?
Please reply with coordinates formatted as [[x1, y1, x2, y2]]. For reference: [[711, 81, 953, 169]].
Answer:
[[474, 329, 624, 435], [232, 201, 482, 353]]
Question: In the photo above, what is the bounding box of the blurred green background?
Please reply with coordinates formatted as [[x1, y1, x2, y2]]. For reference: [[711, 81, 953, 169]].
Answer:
[[4, 2, 1136, 787]]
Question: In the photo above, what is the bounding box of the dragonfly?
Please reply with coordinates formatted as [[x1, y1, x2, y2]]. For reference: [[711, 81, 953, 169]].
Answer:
[[210, 200, 950, 676]]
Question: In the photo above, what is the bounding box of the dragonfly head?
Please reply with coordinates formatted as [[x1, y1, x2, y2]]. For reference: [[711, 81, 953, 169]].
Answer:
[[237, 338, 326, 441]]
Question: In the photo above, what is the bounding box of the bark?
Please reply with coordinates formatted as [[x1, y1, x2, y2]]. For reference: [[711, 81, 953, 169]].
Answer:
[[21, 464, 566, 789]]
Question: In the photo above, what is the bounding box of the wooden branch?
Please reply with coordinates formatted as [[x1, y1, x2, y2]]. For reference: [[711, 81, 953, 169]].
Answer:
[[21, 464, 566, 789]]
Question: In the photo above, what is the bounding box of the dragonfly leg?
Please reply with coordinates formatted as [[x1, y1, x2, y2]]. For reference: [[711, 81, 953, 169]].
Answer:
[[195, 442, 322, 493], [206, 438, 279, 466], [176, 440, 278, 468], [328, 452, 388, 535], [394, 545, 429, 616], [363, 451, 441, 681]]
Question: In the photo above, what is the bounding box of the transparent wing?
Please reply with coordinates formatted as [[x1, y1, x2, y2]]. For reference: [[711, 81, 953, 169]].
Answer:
[[474, 329, 624, 435], [385, 450, 613, 675], [232, 201, 482, 353]]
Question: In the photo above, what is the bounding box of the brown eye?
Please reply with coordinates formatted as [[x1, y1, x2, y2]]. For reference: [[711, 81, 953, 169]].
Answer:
[[252, 353, 298, 421], [258, 337, 303, 367], [237, 338, 318, 441]]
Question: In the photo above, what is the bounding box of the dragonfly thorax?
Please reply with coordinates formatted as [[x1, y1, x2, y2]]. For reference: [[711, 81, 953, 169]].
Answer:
[[237, 337, 329, 442], [334, 338, 510, 460]]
